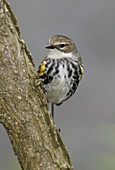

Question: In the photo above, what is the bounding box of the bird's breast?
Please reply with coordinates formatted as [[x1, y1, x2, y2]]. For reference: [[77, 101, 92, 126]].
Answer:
[[45, 63, 70, 104]]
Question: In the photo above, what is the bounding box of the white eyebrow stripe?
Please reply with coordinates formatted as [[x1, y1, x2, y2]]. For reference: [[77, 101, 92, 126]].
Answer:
[[53, 42, 69, 46]]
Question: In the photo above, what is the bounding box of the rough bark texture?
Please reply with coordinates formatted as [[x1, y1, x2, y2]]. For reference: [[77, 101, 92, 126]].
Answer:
[[0, 0, 73, 169]]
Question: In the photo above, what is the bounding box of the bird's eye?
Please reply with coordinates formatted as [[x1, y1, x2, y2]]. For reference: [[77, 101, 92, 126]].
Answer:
[[60, 44, 65, 48]]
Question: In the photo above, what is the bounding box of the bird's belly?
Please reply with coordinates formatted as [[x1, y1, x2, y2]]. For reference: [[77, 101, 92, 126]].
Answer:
[[45, 75, 70, 105]]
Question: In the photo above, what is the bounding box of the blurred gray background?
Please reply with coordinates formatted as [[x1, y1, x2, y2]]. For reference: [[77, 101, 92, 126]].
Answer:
[[0, 0, 115, 170]]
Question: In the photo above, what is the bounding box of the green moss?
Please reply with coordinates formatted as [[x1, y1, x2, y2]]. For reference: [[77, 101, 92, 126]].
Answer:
[[19, 39, 35, 67]]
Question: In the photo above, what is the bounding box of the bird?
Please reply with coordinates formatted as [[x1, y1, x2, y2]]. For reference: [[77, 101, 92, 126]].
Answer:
[[38, 35, 84, 120]]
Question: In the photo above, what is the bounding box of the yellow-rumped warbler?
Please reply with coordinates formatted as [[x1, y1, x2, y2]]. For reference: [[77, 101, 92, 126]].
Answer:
[[38, 35, 84, 119]]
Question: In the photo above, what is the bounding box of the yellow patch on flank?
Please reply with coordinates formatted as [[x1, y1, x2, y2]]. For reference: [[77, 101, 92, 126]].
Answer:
[[79, 64, 84, 82], [39, 60, 46, 76], [81, 64, 84, 75]]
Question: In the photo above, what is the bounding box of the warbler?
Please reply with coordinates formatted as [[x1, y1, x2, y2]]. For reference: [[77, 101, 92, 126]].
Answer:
[[38, 35, 84, 119]]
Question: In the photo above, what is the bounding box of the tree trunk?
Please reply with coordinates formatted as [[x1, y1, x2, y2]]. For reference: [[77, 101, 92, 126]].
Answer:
[[0, 0, 73, 169]]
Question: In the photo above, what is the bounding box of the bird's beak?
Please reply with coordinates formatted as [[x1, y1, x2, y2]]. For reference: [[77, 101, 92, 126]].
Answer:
[[45, 45, 54, 49]]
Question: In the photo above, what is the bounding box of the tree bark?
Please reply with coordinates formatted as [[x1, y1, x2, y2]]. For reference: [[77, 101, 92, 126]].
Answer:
[[0, 0, 73, 169]]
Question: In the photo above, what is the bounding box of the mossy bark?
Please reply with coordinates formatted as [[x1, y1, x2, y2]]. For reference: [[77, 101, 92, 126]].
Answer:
[[0, 0, 73, 169]]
